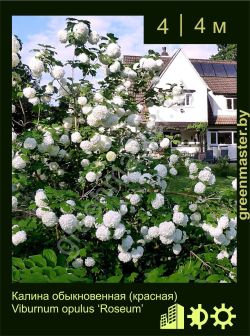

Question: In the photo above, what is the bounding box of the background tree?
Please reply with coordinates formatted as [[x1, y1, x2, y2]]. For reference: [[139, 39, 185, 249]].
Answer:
[[210, 44, 237, 61]]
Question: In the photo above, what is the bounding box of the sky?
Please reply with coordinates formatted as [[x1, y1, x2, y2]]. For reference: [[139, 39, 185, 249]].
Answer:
[[12, 16, 218, 65]]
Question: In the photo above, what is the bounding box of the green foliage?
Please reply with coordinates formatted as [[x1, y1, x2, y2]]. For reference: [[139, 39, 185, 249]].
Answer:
[[210, 44, 237, 61]]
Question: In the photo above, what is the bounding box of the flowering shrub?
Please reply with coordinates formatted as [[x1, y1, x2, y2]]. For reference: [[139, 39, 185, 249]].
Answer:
[[12, 18, 237, 283]]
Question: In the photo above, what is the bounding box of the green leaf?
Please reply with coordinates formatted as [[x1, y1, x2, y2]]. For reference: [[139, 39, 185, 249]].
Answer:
[[125, 272, 138, 283], [206, 274, 223, 283], [12, 257, 25, 269], [43, 249, 57, 267], [54, 266, 67, 276], [106, 274, 123, 283], [29, 255, 47, 267]]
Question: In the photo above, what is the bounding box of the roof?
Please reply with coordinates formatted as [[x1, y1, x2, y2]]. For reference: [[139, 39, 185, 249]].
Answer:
[[203, 76, 237, 95], [208, 99, 236, 125], [123, 54, 237, 94]]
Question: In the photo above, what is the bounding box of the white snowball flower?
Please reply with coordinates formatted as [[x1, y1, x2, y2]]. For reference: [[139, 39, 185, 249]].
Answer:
[[119, 204, 128, 216], [194, 182, 206, 194], [190, 212, 201, 223], [85, 257, 95, 267], [28, 97, 40, 106], [49, 162, 59, 171], [217, 250, 229, 260], [71, 131, 82, 143], [72, 258, 83, 268], [35, 189, 48, 207], [112, 96, 124, 107], [173, 243, 182, 255], [154, 164, 167, 178], [106, 151, 116, 162], [81, 159, 90, 167], [207, 174, 216, 185], [106, 43, 121, 58], [169, 154, 179, 164], [131, 246, 144, 262], [78, 53, 89, 64], [232, 178, 237, 190], [148, 142, 158, 151], [173, 229, 183, 243], [77, 96, 88, 106], [12, 132, 17, 142], [225, 227, 237, 240], [129, 194, 141, 206], [23, 137, 37, 150], [231, 249, 237, 266], [12, 35, 21, 53], [126, 114, 141, 127], [198, 169, 212, 182], [103, 211, 121, 228], [218, 215, 230, 229], [93, 92, 103, 103], [159, 221, 176, 237], [118, 251, 132, 263], [159, 235, 174, 245], [121, 235, 134, 251], [45, 84, 54, 94], [12, 230, 27, 246], [140, 226, 148, 236], [12, 155, 26, 170], [59, 134, 70, 146], [80, 140, 93, 153], [113, 224, 126, 239], [86, 172, 97, 182], [148, 226, 159, 239], [109, 61, 121, 73], [189, 162, 198, 174], [127, 172, 141, 183], [41, 211, 58, 227], [125, 139, 140, 154], [59, 214, 78, 234], [23, 87, 36, 99], [151, 193, 165, 209], [73, 22, 89, 40], [139, 57, 156, 70], [29, 58, 44, 75], [12, 196, 18, 210], [12, 53, 20, 68], [189, 203, 198, 212], [58, 29, 68, 43], [96, 225, 111, 241], [169, 167, 177, 176], [173, 211, 186, 225], [92, 105, 109, 121], [51, 66, 65, 79], [99, 135, 112, 152], [160, 138, 170, 148], [88, 31, 100, 44], [209, 226, 223, 238]]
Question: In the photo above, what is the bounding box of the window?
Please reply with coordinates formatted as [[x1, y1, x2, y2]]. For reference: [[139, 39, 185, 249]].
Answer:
[[184, 93, 192, 106], [209, 131, 236, 145], [226, 98, 237, 110], [233, 131, 237, 144], [218, 132, 232, 144], [210, 132, 217, 145]]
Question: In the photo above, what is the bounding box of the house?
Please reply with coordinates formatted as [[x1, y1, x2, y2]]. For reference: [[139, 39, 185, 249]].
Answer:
[[124, 48, 237, 161]]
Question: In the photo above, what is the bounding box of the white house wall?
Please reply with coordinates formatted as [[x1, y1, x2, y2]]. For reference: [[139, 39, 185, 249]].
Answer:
[[148, 50, 208, 123], [208, 91, 237, 116]]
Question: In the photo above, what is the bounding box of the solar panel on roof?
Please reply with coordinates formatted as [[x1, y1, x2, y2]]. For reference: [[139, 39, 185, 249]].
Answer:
[[224, 64, 237, 77], [192, 63, 204, 75], [212, 63, 227, 77], [201, 63, 215, 76]]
